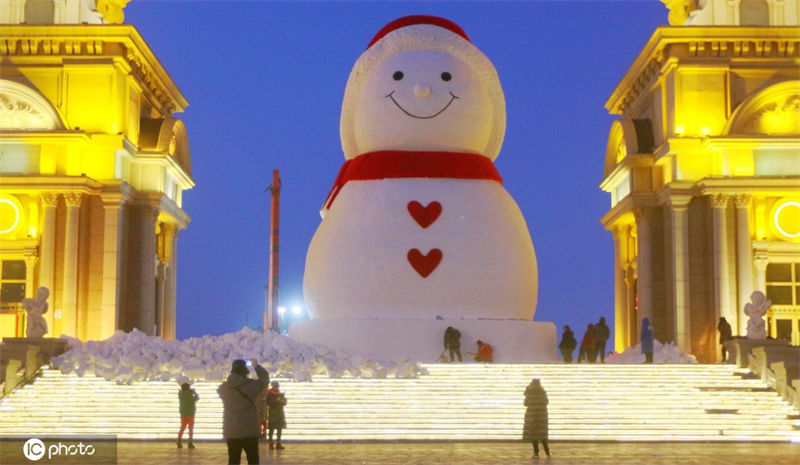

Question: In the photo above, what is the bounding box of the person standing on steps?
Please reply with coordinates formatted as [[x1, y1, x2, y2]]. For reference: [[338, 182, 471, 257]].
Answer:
[[558, 325, 577, 363], [443, 326, 462, 362], [578, 324, 595, 363], [641, 318, 654, 364], [522, 378, 550, 458], [266, 381, 288, 450], [593, 317, 610, 363], [218, 359, 270, 465], [717, 317, 733, 363], [177, 382, 199, 449]]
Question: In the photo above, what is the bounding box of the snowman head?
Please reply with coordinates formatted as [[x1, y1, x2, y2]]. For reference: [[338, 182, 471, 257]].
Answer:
[[341, 15, 506, 160]]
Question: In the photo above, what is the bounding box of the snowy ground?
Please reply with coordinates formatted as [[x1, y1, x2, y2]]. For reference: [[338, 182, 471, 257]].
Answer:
[[606, 340, 698, 364], [50, 328, 697, 385], [51, 327, 425, 384]]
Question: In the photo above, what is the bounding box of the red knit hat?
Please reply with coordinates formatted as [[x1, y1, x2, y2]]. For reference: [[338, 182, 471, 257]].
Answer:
[[340, 15, 506, 160], [367, 15, 470, 49]]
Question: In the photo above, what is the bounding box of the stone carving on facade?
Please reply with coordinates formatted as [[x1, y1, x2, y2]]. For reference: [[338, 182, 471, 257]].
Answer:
[[734, 194, 751, 209], [0, 94, 50, 130], [743, 95, 800, 135], [95, 0, 130, 24], [63, 192, 83, 207], [711, 193, 729, 209], [41, 192, 59, 207], [744, 290, 771, 340], [660, 0, 696, 25], [23, 286, 50, 338]]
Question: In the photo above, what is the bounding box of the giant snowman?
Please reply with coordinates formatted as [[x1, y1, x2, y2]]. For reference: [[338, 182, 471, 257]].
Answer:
[[292, 16, 556, 362]]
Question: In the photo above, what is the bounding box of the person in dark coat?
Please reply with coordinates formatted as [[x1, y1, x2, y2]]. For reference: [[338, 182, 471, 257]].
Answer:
[[443, 326, 462, 362], [641, 318, 654, 364], [578, 324, 595, 363], [717, 317, 733, 362], [177, 382, 199, 449], [593, 317, 611, 363], [558, 326, 577, 363], [218, 359, 270, 465], [265, 381, 287, 450], [522, 378, 550, 458]]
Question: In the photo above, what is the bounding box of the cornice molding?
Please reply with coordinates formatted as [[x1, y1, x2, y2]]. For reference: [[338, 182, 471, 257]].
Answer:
[[606, 26, 800, 115], [0, 25, 188, 116]]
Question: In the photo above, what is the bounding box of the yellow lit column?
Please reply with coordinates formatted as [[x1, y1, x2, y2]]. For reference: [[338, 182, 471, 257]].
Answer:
[[137, 203, 158, 336], [24, 252, 38, 299], [100, 193, 126, 339], [155, 261, 167, 337], [712, 194, 735, 328], [624, 263, 637, 346], [162, 224, 178, 340], [734, 195, 753, 336], [61, 192, 82, 337], [753, 250, 768, 294], [634, 209, 653, 327], [612, 225, 626, 352], [39, 193, 58, 332], [667, 196, 692, 353]]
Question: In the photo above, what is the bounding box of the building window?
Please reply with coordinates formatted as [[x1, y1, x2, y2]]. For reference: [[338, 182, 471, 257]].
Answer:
[[740, 0, 769, 26], [1, 259, 26, 305], [766, 263, 800, 305], [24, 0, 55, 24]]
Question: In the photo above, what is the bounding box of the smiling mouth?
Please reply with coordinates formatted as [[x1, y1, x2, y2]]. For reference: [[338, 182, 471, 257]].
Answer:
[[386, 91, 459, 119]]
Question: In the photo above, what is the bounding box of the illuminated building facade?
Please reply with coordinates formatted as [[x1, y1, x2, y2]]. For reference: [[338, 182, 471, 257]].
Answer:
[[0, 0, 193, 340], [601, 1, 800, 362]]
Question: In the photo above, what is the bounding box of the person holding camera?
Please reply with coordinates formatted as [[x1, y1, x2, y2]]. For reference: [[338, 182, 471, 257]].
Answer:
[[218, 359, 270, 464]]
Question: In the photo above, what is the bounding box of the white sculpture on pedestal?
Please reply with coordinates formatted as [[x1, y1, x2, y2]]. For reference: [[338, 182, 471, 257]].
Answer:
[[23, 287, 50, 338], [744, 290, 770, 340]]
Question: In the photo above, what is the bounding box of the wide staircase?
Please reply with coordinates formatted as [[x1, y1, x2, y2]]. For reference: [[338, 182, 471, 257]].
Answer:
[[1, 364, 798, 441]]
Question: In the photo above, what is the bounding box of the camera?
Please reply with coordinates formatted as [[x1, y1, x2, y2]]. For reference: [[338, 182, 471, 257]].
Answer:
[[245, 360, 253, 368]]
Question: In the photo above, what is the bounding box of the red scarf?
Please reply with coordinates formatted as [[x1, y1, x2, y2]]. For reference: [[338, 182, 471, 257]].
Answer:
[[323, 150, 502, 210]]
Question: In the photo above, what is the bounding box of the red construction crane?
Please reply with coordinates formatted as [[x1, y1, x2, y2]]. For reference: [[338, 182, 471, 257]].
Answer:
[[265, 170, 281, 332]]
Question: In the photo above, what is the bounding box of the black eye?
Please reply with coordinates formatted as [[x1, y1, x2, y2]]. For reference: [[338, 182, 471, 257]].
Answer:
[[393, 71, 404, 81], [441, 72, 452, 81]]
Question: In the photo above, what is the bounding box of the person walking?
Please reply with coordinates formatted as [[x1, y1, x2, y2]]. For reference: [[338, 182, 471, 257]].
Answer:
[[717, 317, 733, 362], [558, 325, 577, 363], [641, 318, 654, 364], [177, 382, 199, 449], [218, 359, 270, 465], [578, 324, 595, 363], [593, 317, 610, 363], [443, 326, 462, 362], [522, 378, 550, 458], [266, 381, 288, 450]]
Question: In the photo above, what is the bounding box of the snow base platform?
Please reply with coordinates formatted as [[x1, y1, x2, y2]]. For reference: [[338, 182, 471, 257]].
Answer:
[[1, 364, 798, 442], [289, 318, 558, 363]]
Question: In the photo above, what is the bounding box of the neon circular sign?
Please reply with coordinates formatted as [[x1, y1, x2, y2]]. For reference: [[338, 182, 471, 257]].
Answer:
[[0, 198, 20, 234], [773, 200, 800, 239]]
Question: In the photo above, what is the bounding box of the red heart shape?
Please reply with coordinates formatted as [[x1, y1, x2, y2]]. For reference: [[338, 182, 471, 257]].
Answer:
[[407, 248, 443, 278], [407, 201, 442, 228]]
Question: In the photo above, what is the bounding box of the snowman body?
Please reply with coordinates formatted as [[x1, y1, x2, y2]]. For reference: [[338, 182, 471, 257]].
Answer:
[[304, 177, 537, 320], [303, 16, 538, 322]]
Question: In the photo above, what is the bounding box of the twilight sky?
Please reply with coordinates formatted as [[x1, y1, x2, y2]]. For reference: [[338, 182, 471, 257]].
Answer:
[[125, 1, 667, 343]]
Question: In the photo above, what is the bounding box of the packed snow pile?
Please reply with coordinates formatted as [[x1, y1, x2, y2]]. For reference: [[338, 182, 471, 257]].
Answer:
[[605, 340, 698, 364], [51, 327, 425, 384]]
